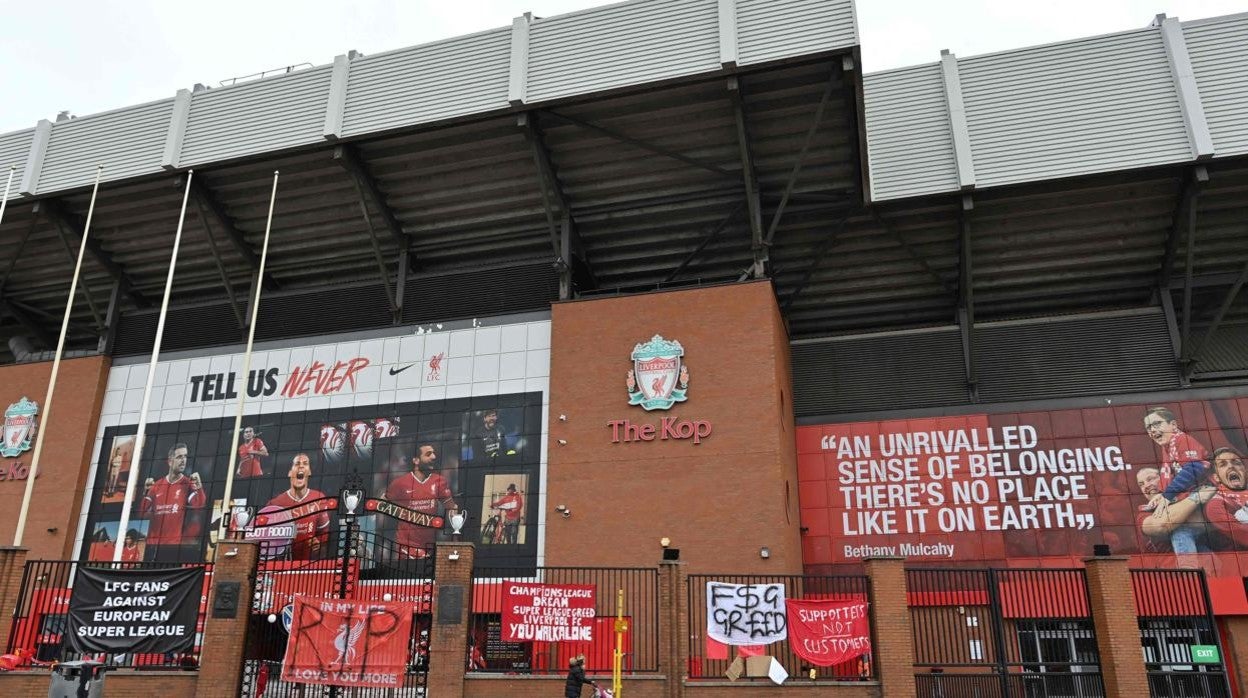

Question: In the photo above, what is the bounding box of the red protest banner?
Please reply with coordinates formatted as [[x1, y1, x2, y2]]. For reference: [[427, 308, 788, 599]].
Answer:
[[503, 583, 596, 642], [785, 599, 871, 667], [281, 596, 414, 688]]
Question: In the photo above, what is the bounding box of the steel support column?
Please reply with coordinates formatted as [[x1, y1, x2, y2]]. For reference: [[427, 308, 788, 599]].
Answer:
[[728, 77, 765, 279], [519, 112, 595, 298], [192, 195, 248, 328], [99, 281, 123, 355], [958, 195, 978, 402]]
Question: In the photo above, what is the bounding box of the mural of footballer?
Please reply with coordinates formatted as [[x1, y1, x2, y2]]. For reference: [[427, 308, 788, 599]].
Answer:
[[139, 442, 206, 559], [384, 441, 458, 560], [264, 453, 331, 560], [236, 426, 269, 478]]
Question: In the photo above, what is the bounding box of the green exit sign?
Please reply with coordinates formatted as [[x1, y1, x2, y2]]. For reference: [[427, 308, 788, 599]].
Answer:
[[1191, 645, 1220, 664]]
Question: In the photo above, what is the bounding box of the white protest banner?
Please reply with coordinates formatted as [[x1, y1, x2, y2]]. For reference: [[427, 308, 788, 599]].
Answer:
[[705, 582, 787, 645]]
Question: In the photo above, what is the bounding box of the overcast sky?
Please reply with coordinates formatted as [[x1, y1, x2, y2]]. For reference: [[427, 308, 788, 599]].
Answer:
[[1, 0, 1243, 134]]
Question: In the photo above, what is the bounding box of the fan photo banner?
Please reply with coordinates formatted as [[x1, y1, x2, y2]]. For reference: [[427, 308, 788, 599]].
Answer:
[[67, 566, 204, 655], [281, 597, 414, 689], [706, 582, 787, 645], [502, 583, 596, 642], [785, 599, 871, 666]]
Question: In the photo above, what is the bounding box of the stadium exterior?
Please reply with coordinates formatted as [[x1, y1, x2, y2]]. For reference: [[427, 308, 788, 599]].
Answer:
[[0, 1, 1246, 696]]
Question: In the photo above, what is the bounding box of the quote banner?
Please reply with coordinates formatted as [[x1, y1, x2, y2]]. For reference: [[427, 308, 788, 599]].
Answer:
[[281, 597, 414, 689], [502, 583, 596, 642], [67, 566, 204, 654], [706, 582, 787, 645], [785, 599, 870, 666]]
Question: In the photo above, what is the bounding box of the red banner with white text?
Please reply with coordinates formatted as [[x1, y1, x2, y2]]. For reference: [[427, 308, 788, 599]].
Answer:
[[281, 596, 413, 688], [785, 599, 871, 666]]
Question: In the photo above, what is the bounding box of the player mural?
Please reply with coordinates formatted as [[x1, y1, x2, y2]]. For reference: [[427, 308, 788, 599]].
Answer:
[[798, 397, 1248, 587], [79, 324, 550, 572]]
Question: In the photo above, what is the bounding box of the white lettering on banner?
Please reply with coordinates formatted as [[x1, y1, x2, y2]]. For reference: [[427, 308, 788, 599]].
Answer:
[[821, 424, 1127, 543], [705, 582, 787, 645]]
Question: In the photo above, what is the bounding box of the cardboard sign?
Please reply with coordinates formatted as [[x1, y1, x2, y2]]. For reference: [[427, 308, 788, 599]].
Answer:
[[705, 582, 787, 645], [68, 566, 204, 654], [785, 599, 871, 666], [281, 597, 413, 689], [502, 583, 596, 642]]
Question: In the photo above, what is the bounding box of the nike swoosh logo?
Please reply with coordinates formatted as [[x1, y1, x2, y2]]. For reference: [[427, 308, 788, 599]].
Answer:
[[389, 363, 417, 376]]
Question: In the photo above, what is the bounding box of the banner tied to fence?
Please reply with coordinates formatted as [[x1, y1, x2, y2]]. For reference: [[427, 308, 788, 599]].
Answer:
[[281, 596, 414, 688], [67, 566, 205, 654], [785, 598, 871, 666], [706, 582, 788, 645], [502, 583, 596, 642]]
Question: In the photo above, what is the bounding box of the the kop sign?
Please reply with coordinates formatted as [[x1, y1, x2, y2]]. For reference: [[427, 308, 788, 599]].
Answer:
[[608, 336, 712, 445]]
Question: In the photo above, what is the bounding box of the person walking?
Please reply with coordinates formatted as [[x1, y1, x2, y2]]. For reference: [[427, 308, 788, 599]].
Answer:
[[565, 654, 598, 697]]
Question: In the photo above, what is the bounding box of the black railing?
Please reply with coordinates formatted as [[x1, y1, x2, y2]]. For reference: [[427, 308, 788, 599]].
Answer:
[[6, 559, 212, 671], [908, 567, 1105, 697], [469, 566, 659, 674], [1132, 568, 1231, 698], [687, 573, 875, 682]]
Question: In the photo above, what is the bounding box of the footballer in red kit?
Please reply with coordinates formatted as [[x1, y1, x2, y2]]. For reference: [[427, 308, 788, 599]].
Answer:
[[139, 443, 206, 552], [384, 442, 457, 559], [265, 453, 331, 560], [236, 426, 270, 478]]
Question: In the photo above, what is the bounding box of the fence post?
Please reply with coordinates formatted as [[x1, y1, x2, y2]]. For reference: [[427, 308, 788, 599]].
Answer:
[[0, 547, 28, 653], [198, 540, 260, 698], [864, 556, 914, 697], [659, 559, 686, 698], [428, 541, 474, 698], [1083, 557, 1150, 696]]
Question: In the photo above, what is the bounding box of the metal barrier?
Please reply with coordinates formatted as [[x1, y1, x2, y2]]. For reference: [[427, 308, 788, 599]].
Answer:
[[470, 566, 659, 674], [6, 559, 212, 671], [687, 573, 875, 682], [908, 567, 1106, 697], [1131, 568, 1232, 698]]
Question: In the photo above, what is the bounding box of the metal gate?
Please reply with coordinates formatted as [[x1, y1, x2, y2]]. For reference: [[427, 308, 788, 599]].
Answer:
[[239, 478, 436, 697], [908, 568, 1106, 698], [1132, 568, 1232, 698]]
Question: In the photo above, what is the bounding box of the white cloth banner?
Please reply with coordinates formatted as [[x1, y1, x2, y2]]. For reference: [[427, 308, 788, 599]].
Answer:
[[705, 581, 787, 645]]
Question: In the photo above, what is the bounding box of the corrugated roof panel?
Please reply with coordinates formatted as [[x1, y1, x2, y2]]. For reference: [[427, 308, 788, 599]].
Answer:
[[0, 129, 33, 192], [526, 0, 720, 103], [1184, 14, 1248, 157], [737, 0, 858, 66], [341, 28, 511, 137], [179, 66, 333, 166], [863, 64, 959, 201], [37, 100, 172, 194], [959, 28, 1192, 188]]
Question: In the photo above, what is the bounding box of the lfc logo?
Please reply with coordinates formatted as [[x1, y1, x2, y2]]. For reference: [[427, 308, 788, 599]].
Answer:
[[626, 335, 690, 411], [1, 397, 38, 458]]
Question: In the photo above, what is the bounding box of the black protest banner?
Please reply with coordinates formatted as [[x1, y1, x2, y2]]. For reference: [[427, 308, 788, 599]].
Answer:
[[68, 566, 205, 654]]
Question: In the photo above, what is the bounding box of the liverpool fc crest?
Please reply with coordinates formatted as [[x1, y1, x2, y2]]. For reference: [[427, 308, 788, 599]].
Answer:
[[627, 335, 690, 411], [1, 397, 38, 458]]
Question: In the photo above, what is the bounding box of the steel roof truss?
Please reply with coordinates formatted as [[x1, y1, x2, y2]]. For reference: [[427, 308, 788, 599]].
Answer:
[[1157, 165, 1208, 291], [539, 110, 738, 181], [520, 113, 596, 298], [0, 295, 54, 348], [191, 195, 247, 329], [50, 213, 104, 330], [664, 202, 744, 284], [36, 200, 149, 308], [189, 178, 279, 292], [1185, 250, 1248, 379], [782, 218, 847, 311], [345, 174, 400, 321], [333, 145, 414, 270]]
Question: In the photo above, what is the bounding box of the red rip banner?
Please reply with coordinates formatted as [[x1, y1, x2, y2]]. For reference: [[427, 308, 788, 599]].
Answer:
[[281, 596, 414, 688], [784, 599, 871, 667], [503, 583, 596, 642]]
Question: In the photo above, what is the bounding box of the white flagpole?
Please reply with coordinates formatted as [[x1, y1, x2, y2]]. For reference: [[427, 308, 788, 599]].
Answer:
[[13, 166, 104, 546], [0, 166, 16, 228], [114, 171, 195, 561], [220, 170, 279, 538]]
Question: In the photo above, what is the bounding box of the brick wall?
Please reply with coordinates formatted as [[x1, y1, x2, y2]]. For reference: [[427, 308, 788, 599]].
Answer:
[[196, 540, 259, 698], [0, 356, 110, 559], [0, 546, 28, 651], [864, 557, 914, 697], [1083, 557, 1150, 697], [0, 670, 197, 696], [547, 281, 802, 574], [428, 541, 476, 698]]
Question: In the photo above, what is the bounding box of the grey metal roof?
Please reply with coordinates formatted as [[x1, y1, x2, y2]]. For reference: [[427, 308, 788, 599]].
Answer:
[[864, 13, 1248, 202]]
